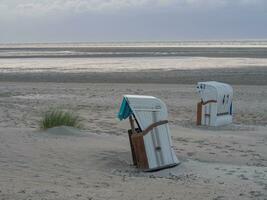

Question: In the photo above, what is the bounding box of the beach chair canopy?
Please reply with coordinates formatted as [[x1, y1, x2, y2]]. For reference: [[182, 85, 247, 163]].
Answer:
[[197, 81, 233, 103], [118, 95, 168, 130]]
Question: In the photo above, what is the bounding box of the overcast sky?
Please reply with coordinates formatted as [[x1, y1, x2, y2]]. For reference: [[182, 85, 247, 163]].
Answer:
[[0, 0, 267, 43]]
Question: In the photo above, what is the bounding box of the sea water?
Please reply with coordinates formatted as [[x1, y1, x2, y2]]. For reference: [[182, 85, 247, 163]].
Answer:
[[0, 41, 267, 73]]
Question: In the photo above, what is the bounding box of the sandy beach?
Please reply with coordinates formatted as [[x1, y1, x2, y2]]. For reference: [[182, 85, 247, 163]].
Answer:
[[0, 41, 266, 200], [0, 77, 267, 199], [1, 0, 267, 197]]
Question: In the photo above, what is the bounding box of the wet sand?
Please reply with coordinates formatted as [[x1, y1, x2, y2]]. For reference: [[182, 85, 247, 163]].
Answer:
[[1, 66, 267, 85]]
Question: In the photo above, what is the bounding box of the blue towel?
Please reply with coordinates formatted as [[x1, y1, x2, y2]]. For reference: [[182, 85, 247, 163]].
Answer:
[[117, 98, 132, 120]]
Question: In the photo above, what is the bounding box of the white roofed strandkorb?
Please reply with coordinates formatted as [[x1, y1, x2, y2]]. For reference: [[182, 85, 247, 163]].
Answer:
[[196, 81, 233, 127], [118, 95, 179, 171]]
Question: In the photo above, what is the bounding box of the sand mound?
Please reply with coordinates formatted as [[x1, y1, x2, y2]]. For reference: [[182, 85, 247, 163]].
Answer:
[[43, 126, 83, 136]]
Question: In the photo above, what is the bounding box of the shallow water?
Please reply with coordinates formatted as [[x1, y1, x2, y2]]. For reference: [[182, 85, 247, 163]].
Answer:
[[0, 41, 267, 73]]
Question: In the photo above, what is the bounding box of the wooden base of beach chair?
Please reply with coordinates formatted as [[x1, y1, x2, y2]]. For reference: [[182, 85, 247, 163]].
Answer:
[[128, 128, 139, 166], [196, 101, 202, 125], [128, 129, 149, 169], [127, 116, 169, 170], [196, 100, 217, 126]]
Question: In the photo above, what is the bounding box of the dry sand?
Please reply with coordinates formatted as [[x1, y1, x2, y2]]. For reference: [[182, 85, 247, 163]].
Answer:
[[0, 80, 267, 200]]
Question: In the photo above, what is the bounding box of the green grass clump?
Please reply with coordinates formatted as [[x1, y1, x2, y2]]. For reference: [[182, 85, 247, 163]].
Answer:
[[40, 109, 82, 129]]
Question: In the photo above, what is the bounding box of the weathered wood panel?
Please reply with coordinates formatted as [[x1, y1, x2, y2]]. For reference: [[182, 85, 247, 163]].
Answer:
[[196, 102, 202, 125], [131, 133, 149, 169]]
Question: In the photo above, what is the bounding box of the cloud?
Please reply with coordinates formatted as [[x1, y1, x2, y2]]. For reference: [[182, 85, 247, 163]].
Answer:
[[0, 0, 173, 18], [0, 0, 266, 42], [1, 0, 266, 18]]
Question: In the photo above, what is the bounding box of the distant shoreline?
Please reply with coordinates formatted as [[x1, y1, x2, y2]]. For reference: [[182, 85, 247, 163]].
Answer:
[[1, 66, 267, 85], [1, 40, 267, 47], [1, 42, 267, 85], [1, 46, 267, 59]]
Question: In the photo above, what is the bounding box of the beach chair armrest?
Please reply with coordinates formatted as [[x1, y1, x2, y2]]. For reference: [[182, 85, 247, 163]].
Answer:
[[201, 100, 217, 105], [142, 120, 168, 136]]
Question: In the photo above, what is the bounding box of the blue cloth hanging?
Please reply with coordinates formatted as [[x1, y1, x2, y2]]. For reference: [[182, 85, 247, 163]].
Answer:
[[117, 97, 132, 120]]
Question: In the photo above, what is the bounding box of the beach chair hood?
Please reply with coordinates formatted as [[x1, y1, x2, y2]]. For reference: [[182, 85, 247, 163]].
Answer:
[[118, 95, 168, 130]]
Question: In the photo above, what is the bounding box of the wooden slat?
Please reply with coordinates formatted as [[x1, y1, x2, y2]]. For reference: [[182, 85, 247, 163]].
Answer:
[[129, 116, 136, 133], [141, 120, 168, 136], [128, 129, 137, 166], [196, 102, 202, 125], [217, 112, 229, 116], [131, 133, 149, 169], [202, 100, 217, 105]]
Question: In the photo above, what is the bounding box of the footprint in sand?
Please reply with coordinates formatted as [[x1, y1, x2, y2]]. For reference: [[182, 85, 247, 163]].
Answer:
[[209, 152, 216, 155], [238, 174, 249, 180], [249, 190, 264, 198], [187, 152, 195, 157], [213, 196, 225, 200], [94, 182, 110, 188]]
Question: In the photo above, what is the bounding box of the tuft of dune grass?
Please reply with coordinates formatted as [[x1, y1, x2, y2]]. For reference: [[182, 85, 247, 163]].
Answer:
[[40, 109, 83, 130]]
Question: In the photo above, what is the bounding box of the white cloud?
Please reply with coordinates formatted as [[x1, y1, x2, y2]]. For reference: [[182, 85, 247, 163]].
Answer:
[[0, 0, 173, 17], [0, 0, 266, 20], [0, 0, 266, 42]]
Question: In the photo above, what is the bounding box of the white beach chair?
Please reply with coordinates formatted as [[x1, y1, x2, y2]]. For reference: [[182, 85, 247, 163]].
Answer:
[[118, 95, 179, 171], [196, 81, 233, 126]]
